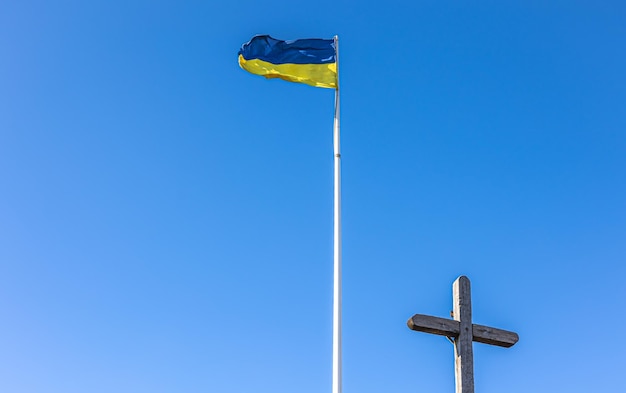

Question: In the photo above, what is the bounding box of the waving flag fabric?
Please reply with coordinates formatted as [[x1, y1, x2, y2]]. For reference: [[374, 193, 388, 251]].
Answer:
[[238, 35, 337, 89]]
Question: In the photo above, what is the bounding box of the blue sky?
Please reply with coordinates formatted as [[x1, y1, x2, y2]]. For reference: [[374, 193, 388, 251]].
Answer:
[[1, 1, 625, 392]]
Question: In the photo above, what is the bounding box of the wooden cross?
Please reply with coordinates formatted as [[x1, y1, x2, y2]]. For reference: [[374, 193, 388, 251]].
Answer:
[[407, 276, 519, 393]]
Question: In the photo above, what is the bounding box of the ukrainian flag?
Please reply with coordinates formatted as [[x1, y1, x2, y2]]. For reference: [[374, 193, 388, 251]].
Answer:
[[238, 35, 337, 89]]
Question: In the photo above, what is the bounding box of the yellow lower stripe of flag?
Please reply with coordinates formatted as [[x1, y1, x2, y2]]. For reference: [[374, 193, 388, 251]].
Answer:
[[238, 55, 337, 89]]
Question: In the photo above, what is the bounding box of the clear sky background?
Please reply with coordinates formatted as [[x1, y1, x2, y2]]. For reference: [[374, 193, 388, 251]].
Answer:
[[2, 1, 625, 392]]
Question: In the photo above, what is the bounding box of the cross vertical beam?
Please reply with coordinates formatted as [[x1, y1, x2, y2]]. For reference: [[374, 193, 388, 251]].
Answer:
[[453, 276, 474, 393]]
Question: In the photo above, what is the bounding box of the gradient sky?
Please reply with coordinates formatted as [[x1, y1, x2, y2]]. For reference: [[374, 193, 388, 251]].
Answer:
[[2, 1, 625, 392]]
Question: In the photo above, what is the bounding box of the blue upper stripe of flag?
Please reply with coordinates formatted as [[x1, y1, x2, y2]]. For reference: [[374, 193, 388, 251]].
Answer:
[[238, 35, 336, 65]]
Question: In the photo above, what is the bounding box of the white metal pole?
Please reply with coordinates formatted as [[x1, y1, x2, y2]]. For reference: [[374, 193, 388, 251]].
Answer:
[[332, 34, 342, 393]]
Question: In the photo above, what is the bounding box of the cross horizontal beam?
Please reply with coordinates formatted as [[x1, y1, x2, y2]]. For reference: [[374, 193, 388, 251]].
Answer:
[[407, 314, 519, 348]]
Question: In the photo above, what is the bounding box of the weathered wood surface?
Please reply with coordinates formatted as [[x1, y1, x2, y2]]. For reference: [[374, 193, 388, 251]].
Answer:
[[453, 276, 474, 393], [407, 314, 459, 336], [472, 324, 519, 348], [407, 317, 518, 348]]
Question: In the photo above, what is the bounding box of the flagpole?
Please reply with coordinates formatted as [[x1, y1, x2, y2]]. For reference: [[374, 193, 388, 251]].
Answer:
[[332, 34, 342, 393]]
